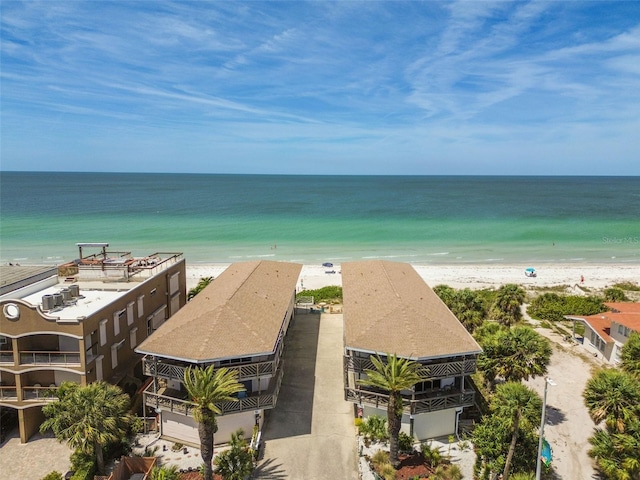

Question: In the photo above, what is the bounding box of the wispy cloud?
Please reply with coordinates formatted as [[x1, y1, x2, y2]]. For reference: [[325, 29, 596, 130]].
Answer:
[[1, 1, 639, 174]]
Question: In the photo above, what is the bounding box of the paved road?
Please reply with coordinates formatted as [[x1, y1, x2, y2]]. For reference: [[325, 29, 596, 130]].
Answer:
[[255, 311, 358, 480]]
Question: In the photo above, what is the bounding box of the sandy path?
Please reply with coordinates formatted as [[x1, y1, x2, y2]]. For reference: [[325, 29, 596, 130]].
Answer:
[[524, 328, 603, 480]]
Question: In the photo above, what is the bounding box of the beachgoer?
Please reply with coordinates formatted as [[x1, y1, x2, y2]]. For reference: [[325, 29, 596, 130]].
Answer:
[[580, 275, 584, 284]]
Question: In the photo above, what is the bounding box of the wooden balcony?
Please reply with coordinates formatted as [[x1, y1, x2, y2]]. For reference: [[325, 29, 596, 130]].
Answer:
[[345, 355, 477, 380], [142, 338, 284, 383], [144, 361, 285, 417], [345, 386, 475, 415], [19, 351, 81, 366]]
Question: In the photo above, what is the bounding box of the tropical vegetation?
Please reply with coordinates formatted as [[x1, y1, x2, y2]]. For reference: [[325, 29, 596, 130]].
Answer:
[[359, 353, 423, 468], [621, 332, 640, 378], [476, 325, 552, 387], [583, 338, 640, 479], [188, 276, 214, 301], [214, 429, 255, 480], [603, 287, 629, 302], [357, 414, 389, 443], [527, 292, 606, 322], [40, 381, 134, 476], [296, 285, 342, 303], [583, 369, 640, 433], [183, 365, 245, 480], [149, 465, 180, 480], [473, 382, 542, 480], [489, 284, 526, 327], [434, 285, 488, 333]]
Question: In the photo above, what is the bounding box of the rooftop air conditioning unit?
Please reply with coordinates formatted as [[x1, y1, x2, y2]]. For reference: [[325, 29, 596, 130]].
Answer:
[[42, 295, 55, 311]]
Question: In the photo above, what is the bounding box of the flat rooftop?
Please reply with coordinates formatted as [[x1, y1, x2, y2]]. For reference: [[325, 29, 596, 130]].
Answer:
[[1, 250, 183, 324]]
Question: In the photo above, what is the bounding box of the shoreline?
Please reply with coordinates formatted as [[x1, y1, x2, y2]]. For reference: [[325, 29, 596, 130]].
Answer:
[[186, 262, 640, 292]]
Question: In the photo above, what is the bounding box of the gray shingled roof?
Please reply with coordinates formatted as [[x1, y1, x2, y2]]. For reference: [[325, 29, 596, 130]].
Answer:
[[342, 260, 481, 360], [0, 265, 58, 296], [137, 260, 302, 362]]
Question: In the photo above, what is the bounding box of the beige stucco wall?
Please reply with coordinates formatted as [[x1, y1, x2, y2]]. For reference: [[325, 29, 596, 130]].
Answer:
[[363, 405, 457, 441], [161, 410, 259, 447]]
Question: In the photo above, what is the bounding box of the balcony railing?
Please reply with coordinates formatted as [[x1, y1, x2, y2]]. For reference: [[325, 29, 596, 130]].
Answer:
[[345, 386, 475, 415], [0, 352, 14, 363], [143, 339, 284, 383], [0, 386, 18, 400], [22, 386, 57, 401], [19, 351, 81, 366], [0, 385, 58, 402], [345, 355, 477, 379], [145, 362, 286, 417]]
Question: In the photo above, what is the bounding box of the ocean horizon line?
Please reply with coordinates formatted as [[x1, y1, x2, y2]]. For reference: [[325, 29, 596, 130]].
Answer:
[[1, 170, 638, 179]]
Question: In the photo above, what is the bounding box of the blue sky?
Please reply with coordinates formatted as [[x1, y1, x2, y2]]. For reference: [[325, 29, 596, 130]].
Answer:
[[1, 1, 639, 175]]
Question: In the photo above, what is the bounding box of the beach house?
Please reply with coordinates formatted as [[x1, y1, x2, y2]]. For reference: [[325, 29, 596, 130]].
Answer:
[[136, 260, 302, 446], [0, 243, 186, 442], [342, 260, 482, 440], [565, 302, 640, 364]]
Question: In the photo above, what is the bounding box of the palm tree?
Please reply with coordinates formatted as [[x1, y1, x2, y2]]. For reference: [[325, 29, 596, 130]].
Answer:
[[183, 365, 245, 480], [188, 276, 214, 301], [490, 284, 525, 327], [621, 332, 640, 379], [588, 424, 640, 480], [40, 381, 132, 475], [583, 368, 640, 433], [492, 382, 542, 480], [478, 326, 551, 387], [359, 353, 423, 468]]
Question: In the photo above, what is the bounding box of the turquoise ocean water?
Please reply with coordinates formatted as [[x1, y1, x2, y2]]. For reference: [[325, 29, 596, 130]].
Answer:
[[0, 172, 638, 266]]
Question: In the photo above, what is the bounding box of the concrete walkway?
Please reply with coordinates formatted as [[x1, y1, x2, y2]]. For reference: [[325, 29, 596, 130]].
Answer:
[[255, 312, 358, 480], [0, 431, 72, 479]]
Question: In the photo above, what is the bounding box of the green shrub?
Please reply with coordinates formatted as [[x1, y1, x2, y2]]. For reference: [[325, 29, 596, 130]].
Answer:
[[41, 472, 63, 480], [398, 431, 414, 452], [69, 450, 96, 480], [527, 293, 606, 321], [150, 465, 179, 480], [604, 287, 629, 302], [170, 442, 183, 452], [358, 415, 388, 442], [296, 285, 342, 303], [613, 282, 640, 292]]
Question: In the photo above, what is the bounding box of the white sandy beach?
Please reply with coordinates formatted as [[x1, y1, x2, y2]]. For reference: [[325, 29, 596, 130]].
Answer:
[[186, 262, 639, 292]]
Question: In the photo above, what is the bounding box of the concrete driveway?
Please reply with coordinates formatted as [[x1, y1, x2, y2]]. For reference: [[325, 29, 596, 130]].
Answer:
[[255, 311, 358, 480]]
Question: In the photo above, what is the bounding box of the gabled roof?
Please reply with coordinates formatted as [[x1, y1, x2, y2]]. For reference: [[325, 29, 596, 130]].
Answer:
[[136, 260, 302, 363], [342, 260, 481, 360]]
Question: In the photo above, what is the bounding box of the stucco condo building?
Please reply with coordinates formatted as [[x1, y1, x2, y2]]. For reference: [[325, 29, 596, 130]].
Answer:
[[136, 260, 301, 445], [342, 260, 482, 440], [0, 243, 186, 442]]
